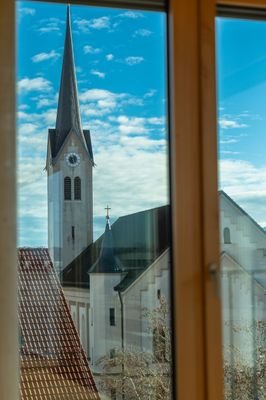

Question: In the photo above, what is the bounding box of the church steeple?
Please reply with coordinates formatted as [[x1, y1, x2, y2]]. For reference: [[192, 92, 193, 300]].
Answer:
[[53, 5, 91, 158], [90, 208, 121, 273], [47, 5, 94, 274]]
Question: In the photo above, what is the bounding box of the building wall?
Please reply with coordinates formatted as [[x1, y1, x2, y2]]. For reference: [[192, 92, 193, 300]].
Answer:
[[220, 194, 266, 366], [123, 250, 170, 353], [48, 131, 93, 274], [89, 273, 122, 371]]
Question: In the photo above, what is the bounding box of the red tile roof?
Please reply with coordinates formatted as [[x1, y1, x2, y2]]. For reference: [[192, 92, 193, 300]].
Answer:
[[18, 248, 100, 400]]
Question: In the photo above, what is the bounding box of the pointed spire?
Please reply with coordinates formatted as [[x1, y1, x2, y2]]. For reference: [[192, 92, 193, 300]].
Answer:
[[55, 5, 83, 151], [90, 209, 121, 273]]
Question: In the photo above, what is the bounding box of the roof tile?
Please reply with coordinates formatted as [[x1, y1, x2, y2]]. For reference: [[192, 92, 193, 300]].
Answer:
[[18, 248, 99, 400]]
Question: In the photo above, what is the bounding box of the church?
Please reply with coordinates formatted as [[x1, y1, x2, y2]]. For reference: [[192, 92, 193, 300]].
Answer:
[[44, 3, 265, 393]]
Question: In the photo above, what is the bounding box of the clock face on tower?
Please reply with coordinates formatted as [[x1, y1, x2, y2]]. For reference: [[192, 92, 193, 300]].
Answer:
[[65, 152, 80, 167]]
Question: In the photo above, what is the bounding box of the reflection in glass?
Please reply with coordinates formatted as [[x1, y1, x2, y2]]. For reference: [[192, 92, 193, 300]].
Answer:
[[17, 2, 172, 399], [216, 18, 266, 400]]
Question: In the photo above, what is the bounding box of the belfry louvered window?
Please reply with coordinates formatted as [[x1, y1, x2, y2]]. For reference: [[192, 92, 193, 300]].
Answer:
[[74, 177, 81, 200], [64, 177, 71, 200]]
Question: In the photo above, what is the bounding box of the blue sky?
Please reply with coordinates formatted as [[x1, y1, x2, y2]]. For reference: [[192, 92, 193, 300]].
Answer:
[[216, 18, 266, 228], [17, 1, 168, 246], [17, 3, 266, 247]]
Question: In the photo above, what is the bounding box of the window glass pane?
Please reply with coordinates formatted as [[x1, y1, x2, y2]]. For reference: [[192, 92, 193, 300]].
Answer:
[[17, 1, 172, 399], [216, 17, 266, 400]]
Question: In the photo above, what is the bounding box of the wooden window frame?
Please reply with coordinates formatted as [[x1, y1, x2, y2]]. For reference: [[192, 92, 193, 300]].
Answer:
[[1, 0, 265, 399]]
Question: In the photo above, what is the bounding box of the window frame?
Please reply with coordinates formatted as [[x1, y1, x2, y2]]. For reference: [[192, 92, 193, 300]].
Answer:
[[2, 1, 266, 400]]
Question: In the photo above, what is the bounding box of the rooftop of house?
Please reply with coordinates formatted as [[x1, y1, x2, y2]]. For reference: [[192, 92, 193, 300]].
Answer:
[[18, 247, 100, 400]]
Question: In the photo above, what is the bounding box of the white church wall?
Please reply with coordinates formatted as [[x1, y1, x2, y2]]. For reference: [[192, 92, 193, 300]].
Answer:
[[122, 249, 170, 355], [90, 273, 122, 371]]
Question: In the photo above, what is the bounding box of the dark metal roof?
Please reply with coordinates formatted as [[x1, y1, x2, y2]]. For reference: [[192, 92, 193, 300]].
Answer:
[[90, 218, 122, 273], [18, 248, 99, 400], [50, 6, 93, 162], [62, 205, 171, 289]]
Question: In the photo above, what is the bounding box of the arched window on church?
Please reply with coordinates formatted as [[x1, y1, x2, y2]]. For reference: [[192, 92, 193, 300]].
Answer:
[[64, 177, 71, 200], [74, 177, 81, 200], [223, 227, 231, 244]]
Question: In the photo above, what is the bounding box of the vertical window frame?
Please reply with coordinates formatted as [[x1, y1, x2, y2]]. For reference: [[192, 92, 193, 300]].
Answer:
[[0, 2, 18, 399], [168, 1, 223, 400]]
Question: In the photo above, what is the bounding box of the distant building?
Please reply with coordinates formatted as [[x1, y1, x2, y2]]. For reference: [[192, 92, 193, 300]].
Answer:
[[62, 192, 266, 373], [62, 205, 171, 368], [46, 6, 94, 275]]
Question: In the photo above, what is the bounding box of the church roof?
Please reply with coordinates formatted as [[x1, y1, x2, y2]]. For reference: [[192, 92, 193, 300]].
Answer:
[[18, 248, 99, 400], [50, 6, 93, 162], [62, 205, 171, 289]]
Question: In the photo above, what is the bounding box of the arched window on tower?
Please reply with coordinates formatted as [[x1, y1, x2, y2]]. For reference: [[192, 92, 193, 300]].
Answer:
[[223, 227, 231, 244], [74, 177, 81, 200], [64, 177, 71, 200]]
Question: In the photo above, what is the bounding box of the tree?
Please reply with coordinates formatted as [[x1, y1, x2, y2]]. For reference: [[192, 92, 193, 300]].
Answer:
[[223, 320, 266, 400], [97, 296, 172, 400]]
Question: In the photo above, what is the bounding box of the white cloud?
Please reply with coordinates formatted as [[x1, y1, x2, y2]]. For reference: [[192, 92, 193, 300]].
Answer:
[[43, 108, 57, 125], [84, 45, 101, 55], [80, 89, 120, 103], [98, 99, 116, 108], [18, 104, 29, 111], [113, 115, 165, 136], [125, 56, 144, 66], [120, 136, 166, 149], [219, 159, 266, 227], [36, 18, 64, 34], [36, 97, 57, 109], [134, 29, 152, 37], [80, 89, 146, 119], [18, 77, 52, 93], [118, 11, 143, 19], [38, 26, 60, 34], [92, 143, 168, 232], [144, 89, 157, 98], [219, 138, 238, 144], [19, 123, 39, 135], [80, 89, 124, 117], [148, 117, 166, 125], [91, 70, 105, 79], [219, 118, 248, 129], [75, 17, 110, 32], [106, 54, 114, 61], [31, 50, 60, 63], [89, 16, 110, 29], [19, 7, 36, 17]]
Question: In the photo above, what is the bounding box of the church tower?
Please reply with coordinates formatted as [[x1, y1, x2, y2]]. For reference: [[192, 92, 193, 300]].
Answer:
[[46, 6, 94, 275]]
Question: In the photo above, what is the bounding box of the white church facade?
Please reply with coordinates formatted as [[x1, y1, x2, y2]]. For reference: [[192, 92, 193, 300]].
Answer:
[[46, 5, 266, 387]]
